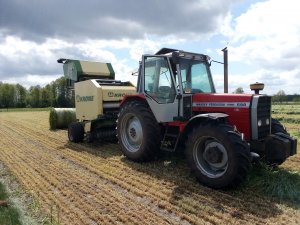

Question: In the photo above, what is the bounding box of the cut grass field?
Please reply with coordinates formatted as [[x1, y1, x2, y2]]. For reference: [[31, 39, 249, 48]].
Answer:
[[0, 107, 299, 225], [0, 182, 22, 225], [0, 108, 50, 112]]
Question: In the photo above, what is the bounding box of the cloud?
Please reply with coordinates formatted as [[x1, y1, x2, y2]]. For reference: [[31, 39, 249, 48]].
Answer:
[[2, 0, 298, 95], [0, 37, 69, 77], [221, 0, 300, 94], [0, 0, 240, 88], [213, 68, 300, 95], [0, 0, 237, 42], [0, 35, 152, 86], [226, 0, 300, 69]]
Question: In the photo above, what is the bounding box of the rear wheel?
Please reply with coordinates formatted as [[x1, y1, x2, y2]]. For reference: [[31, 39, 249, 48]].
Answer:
[[68, 122, 84, 143], [117, 101, 161, 161], [185, 122, 251, 189]]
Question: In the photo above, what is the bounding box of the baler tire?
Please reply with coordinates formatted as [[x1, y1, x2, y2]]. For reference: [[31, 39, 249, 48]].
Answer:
[[68, 122, 84, 143], [117, 101, 161, 162], [185, 122, 251, 189]]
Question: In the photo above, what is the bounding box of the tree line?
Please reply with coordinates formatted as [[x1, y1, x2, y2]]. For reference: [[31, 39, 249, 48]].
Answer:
[[1, 81, 299, 109], [234, 87, 300, 103], [0, 77, 74, 108]]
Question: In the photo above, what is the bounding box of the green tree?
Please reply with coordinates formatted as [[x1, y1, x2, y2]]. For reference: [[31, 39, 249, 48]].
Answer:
[[15, 84, 27, 107], [293, 97, 300, 102], [53, 77, 73, 107], [0, 83, 16, 108], [234, 87, 244, 94], [40, 85, 54, 107], [273, 90, 287, 103], [28, 85, 41, 107]]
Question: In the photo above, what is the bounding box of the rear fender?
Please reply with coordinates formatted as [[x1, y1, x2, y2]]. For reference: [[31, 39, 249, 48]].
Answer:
[[120, 94, 146, 107]]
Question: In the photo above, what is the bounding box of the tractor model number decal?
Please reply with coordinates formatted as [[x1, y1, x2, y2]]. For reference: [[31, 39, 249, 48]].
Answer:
[[193, 102, 250, 108], [76, 95, 94, 102], [108, 92, 126, 98]]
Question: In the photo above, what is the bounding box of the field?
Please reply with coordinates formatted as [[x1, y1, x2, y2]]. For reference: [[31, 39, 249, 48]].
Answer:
[[0, 106, 299, 225]]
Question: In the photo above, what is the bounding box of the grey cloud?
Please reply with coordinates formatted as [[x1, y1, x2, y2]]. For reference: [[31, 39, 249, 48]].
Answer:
[[0, 53, 59, 78], [0, 0, 238, 87], [0, 0, 235, 42], [260, 58, 300, 72], [0, 44, 116, 81]]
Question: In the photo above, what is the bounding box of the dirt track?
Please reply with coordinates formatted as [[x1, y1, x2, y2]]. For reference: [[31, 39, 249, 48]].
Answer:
[[0, 111, 299, 225]]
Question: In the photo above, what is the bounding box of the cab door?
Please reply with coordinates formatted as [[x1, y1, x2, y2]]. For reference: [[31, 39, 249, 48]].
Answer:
[[142, 55, 179, 122]]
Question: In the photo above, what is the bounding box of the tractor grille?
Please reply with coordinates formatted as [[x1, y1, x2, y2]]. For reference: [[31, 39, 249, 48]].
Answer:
[[256, 96, 271, 139]]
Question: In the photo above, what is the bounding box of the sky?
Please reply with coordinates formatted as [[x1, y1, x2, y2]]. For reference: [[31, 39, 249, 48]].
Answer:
[[0, 0, 299, 94]]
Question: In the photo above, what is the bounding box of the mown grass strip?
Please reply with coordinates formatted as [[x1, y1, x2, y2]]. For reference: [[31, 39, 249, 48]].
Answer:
[[0, 108, 50, 112], [0, 182, 22, 225], [275, 117, 300, 124], [244, 163, 300, 204], [272, 111, 300, 115]]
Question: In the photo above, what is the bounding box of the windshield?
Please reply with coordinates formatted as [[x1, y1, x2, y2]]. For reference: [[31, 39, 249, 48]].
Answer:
[[179, 58, 215, 94]]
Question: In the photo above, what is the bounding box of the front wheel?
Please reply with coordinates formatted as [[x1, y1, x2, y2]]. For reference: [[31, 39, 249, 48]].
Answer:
[[264, 118, 289, 165], [185, 122, 251, 189], [271, 118, 288, 135]]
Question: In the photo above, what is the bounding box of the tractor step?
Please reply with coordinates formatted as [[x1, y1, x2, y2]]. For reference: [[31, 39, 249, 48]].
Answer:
[[161, 126, 180, 152]]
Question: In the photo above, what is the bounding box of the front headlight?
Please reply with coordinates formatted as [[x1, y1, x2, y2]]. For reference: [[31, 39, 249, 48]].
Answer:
[[258, 120, 262, 127], [266, 118, 270, 125]]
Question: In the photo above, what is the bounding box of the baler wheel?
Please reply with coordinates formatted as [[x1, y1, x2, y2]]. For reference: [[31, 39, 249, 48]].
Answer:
[[185, 122, 251, 189], [117, 101, 161, 161], [68, 122, 84, 143]]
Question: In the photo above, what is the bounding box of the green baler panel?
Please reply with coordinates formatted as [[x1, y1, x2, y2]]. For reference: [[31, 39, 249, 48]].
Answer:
[[62, 59, 115, 82]]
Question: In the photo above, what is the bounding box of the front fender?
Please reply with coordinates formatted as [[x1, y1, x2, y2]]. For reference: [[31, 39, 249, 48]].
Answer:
[[183, 113, 229, 133]]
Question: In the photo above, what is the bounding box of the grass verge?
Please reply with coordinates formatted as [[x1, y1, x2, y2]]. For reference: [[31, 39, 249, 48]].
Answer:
[[243, 163, 300, 204], [0, 181, 22, 225]]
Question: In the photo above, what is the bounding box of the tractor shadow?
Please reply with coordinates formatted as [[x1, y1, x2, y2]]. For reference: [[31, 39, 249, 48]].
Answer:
[[120, 152, 300, 221], [64, 141, 299, 221], [64, 139, 123, 159]]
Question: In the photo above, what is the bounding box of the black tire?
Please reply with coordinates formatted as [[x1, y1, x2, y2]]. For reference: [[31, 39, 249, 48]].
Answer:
[[117, 101, 161, 162], [185, 122, 251, 189], [264, 118, 289, 166], [271, 118, 288, 135], [68, 122, 84, 143]]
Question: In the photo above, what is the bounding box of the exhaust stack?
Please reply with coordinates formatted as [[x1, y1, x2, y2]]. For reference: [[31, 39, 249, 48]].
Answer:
[[222, 47, 228, 93]]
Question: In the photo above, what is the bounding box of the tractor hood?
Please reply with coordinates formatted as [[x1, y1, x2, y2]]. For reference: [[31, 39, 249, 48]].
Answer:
[[192, 93, 254, 139], [192, 93, 253, 109]]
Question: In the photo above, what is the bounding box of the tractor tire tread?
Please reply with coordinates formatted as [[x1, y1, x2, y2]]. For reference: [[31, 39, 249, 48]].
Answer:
[[117, 100, 160, 162], [185, 122, 250, 189]]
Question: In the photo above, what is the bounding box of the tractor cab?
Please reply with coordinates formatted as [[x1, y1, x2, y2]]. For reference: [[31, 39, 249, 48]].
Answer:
[[137, 48, 215, 122]]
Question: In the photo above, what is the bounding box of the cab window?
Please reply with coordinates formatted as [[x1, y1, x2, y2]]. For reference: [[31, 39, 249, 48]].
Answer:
[[144, 56, 176, 103]]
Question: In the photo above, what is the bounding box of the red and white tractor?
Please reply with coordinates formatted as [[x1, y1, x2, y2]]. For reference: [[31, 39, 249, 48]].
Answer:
[[117, 48, 297, 189]]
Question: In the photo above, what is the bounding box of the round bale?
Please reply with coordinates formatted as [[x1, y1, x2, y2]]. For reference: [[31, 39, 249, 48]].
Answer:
[[49, 108, 76, 130]]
